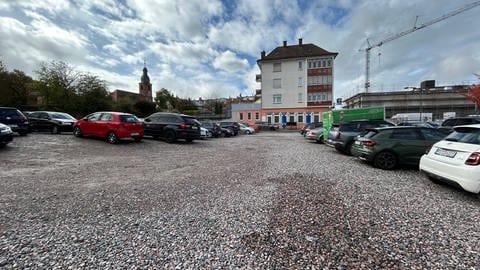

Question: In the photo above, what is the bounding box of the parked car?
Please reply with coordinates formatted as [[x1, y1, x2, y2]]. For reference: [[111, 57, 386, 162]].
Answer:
[[331, 119, 395, 155], [28, 111, 76, 134], [200, 127, 211, 139], [0, 123, 14, 147], [219, 126, 234, 137], [325, 124, 340, 147], [241, 122, 258, 132], [73, 112, 144, 144], [439, 116, 480, 133], [201, 122, 222, 138], [219, 121, 240, 136], [352, 126, 446, 170], [420, 124, 480, 193], [254, 121, 278, 131], [301, 122, 323, 136], [143, 112, 201, 143], [238, 123, 255, 134], [0, 107, 30, 135], [305, 127, 324, 143]]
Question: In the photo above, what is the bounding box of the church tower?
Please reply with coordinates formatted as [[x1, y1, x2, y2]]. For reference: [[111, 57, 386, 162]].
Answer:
[[139, 65, 152, 102]]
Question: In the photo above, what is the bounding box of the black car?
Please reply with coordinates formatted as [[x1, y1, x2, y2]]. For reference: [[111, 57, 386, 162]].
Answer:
[[439, 116, 480, 133], [201, 122, 222, 138], [0, 107, 30, 135], [28, 111, 77, 134], [254, 121, 278, 131], [0, 123, 14, 147], [219, 121, 240, 136], [332, 119, 395, 155], [144, 112, 201, 143]]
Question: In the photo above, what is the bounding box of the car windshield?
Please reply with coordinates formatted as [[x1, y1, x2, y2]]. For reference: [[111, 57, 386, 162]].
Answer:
[[51, 112, 76, 120], [120, 115, 140, 123], [445, 127, 480, 144], [362, 130, 378, 139]]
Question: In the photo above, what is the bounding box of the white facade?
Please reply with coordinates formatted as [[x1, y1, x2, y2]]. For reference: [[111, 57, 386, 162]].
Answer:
[[261, 59, 307, 109]]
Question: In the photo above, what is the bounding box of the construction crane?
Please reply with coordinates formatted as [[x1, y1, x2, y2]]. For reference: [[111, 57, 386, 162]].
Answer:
[[362, 1, 480, 93]]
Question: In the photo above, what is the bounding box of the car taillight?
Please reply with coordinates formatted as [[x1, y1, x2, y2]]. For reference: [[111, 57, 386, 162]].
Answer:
[[425, 145, 432, 155], [180, 123, 190, 129], [465, 152, 480, 166], [20, 115, 27, 121], [361, 140, 376, 147], [335, 132, 341, 139]]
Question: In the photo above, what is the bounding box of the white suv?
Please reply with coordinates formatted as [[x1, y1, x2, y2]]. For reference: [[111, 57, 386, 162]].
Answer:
[[420, 124, 480, 193]]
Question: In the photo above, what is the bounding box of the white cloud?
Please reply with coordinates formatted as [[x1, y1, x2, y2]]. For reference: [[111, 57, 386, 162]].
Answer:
[[213, 51, 249, 73]]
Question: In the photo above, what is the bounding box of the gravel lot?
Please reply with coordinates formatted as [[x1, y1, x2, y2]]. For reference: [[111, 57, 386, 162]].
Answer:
[[1, 132, 479, 269]]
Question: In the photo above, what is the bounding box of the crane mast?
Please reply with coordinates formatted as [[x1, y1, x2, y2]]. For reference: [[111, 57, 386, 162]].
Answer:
[[363, 1, 480, 93]]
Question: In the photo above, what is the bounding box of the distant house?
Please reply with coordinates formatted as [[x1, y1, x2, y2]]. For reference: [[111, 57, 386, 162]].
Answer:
[[256, 39, 338, 127]]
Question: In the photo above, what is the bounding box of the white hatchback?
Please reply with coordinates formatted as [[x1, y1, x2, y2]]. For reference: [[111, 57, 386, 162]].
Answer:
[[420, 124, 480, 193]]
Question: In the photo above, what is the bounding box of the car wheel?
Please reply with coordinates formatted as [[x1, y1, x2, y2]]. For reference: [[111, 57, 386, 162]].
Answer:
[[73, 127, 82, 137], [345, 142, 354, 156], [165, 130, 176, 143], [186, 138, 193, 143], [245, 130, 251, 134], [316, 136, 324, 143], [107, 131, 118, 144], [373, 151, 397, 170], [51, 125, 59, 134]]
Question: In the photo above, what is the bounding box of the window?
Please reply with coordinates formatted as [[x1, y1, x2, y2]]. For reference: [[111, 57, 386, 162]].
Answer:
[[298, 93, 303, 102], [273, 94, 282, 104], [87, 113, 101, 121], [273, 78, 281, 88], [274, 114, 280, 123], [247, 112, 251, 120], [239, 112, 243, 120], [289, 115, 295, 122], [298, 114, 304, 123], [313, 114, 320, 123], [298, 77, 303, 87], [298, 61, 303, 70], [99, 113, 113, 121], [273, 63, 281, 72], [255, 112, 259, 120]]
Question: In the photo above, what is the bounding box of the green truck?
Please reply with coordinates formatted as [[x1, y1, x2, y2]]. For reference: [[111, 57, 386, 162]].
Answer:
[[322, 107, 385, 141]]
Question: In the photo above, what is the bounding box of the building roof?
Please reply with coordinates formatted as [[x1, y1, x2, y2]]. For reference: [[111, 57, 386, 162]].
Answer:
[[258, 43, 338, 62]]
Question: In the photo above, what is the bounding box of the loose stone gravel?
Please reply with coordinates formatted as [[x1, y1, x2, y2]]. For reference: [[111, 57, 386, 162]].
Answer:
[[0, 132, 479, 269]]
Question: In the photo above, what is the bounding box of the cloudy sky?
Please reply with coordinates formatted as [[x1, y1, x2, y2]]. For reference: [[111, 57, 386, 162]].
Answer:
[[1, 0, 479, 101]]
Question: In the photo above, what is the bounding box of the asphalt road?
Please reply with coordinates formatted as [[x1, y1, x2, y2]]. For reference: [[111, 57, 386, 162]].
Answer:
[[0, 132, 479, 269]]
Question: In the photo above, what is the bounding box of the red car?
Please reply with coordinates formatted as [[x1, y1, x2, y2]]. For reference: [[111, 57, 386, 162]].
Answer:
[[73, 112, 144, 144]]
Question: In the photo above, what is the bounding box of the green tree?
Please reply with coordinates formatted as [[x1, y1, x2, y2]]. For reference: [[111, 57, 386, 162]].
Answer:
[[0, 66, 34, 108], [35, 61, 80, 111], [154, 88, 178, 111], [76, 74, 112, 117], [134, 100, 156, 117]]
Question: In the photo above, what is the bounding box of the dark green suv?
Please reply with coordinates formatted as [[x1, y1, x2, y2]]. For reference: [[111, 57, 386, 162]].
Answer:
[[352, 126, 446, 170]]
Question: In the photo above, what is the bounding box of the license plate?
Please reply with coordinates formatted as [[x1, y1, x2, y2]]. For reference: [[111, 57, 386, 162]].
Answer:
[[8, 124, 18, 128], [435, 148, 456, 158], [192, 126, 198, 130], [131, 132, 139, 136]]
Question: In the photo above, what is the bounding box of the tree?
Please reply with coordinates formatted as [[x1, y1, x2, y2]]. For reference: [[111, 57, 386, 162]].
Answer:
[[35, 61, 81, 111], [462, 85, 480, 114], [0, 65, 34, 108], [76, 74, 112, 117], [154, 88, 178, 111], [134, 100, 156, 117]]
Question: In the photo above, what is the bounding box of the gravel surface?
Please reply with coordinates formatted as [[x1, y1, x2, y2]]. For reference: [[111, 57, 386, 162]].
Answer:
[[0, 132, 479, 269]]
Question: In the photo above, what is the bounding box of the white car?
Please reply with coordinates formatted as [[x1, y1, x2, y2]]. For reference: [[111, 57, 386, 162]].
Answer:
[[420, 124, 480, 193], [200, 127, 211, 139], [238, 123, 255, 134]]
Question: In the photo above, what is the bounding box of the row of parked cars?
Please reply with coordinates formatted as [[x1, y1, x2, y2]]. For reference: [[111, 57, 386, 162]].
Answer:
[[301, 116, 480, 194], [0, 107, 257, 147]]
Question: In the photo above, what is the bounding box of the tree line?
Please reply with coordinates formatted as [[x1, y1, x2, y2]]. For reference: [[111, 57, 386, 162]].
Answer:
[[0, 60, 222, 118]]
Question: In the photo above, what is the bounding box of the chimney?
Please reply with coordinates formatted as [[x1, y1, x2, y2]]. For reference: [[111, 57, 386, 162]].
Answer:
[[261, 50, 265, 58], [283, 40, 287, 47], [298, 38, 303, 45]]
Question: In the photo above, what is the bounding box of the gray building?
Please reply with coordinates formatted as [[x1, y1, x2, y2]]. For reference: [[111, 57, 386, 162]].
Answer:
[[343, 82, 476, 120]]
